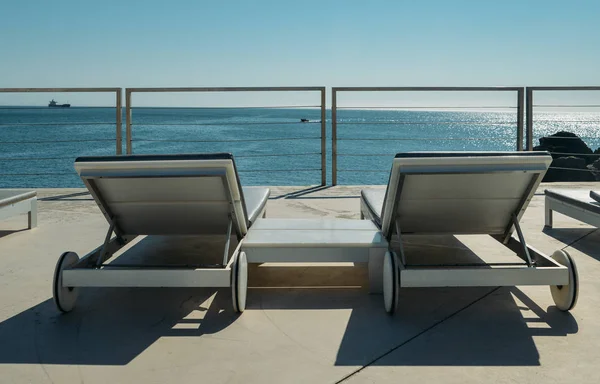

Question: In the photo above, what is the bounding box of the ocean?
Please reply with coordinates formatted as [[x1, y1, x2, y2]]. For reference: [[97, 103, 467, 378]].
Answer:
[[1, 107, 599, 187]]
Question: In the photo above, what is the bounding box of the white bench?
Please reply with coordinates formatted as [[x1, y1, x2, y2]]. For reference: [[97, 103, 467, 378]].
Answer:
[[0, 190, 37, 229], [545, 189, 600, 228], [242, 218, 388, 292]]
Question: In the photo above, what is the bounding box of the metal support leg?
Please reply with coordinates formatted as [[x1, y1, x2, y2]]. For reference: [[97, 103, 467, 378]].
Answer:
[[96, 221, 116, 268], [512, 214, 533, 267], [545, 197, 553, 228], [28, 199, 37, 229], [394, 218, 407, 266], [223, 217, 233, 266]]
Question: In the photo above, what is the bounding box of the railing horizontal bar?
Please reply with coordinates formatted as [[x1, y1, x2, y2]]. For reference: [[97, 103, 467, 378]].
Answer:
[[338, 154, 396, 157], [133, 121, 321, 126], [132, 105, 321, 109], [0, 106, 117, 109], [533, 104, 600, 108], [333, 87, 523, 92], [235, 152, 321, 158], [337, 121, 516, 126], [0, 154, 323, 160], [337, 169, 389, 172], [549, 167, 597, 173], [0, 88, 120, 92], [528, 86, 600, 91], [533, 136, 598, 140], [127, 87, 325, 92], [0, 139, 114, 144], [0, 156, 75, 161], [0, 172, 75, 176], [133, 137, 320, 143], [0, 122, 115, 127], [237, 169, 321, 172], [0, 105, 115, 109], [547, 152, 600, 157], [338, 137, 500, 141], [1, 169, 324, 175], [534, 120, 600, 123], [336, 106, 516, 110]]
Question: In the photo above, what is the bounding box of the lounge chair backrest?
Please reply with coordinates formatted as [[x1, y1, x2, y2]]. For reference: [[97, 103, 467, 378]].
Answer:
[[75, 153, 249, 236], [381, 152, 552, 238]]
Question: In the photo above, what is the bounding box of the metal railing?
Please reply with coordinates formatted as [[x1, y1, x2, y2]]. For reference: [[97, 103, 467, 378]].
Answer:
[[125, 87, 327, 185], [525, 86, 600, 180], [526, 86, 600, 149], [331, 87, 525, 185], [0, 88, 122, 187], [3, 85, 600, 188], [0, 88, 122, 154]]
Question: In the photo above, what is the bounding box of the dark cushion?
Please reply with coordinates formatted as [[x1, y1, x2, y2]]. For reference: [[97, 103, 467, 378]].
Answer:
[[394, 151, 549, 159], [75, 153, 234, 163]]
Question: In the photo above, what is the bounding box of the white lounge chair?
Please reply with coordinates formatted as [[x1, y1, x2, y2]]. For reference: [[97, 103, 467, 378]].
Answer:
[[0, 190, 37, 229], [360, 151, 579, 314], [545, 189, 600, 228], [52, 153, 269, 313]]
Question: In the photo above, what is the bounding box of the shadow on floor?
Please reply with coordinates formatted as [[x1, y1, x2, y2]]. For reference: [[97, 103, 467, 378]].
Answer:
[[244, 283, 577, 367], [336, 286, 577, 367], [0, 228, 29, 239], [0, 235, 579, 368], [248, 234, 578, 367], [0, 235, 239, 366], [0, 288, 239, 366], [543, 227, 600, 261], [269, 185, 332, 200], [39, 191, 93, 202]]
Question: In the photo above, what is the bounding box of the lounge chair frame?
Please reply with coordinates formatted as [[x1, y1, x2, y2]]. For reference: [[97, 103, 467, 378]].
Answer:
[[62, 172, 243, 289], [361, 152, 578, 313], [53, 154, 264, 313], [384, 170, 567, 289]]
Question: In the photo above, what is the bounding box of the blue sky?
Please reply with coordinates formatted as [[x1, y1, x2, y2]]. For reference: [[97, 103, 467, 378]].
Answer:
[[1, 0, 599, 106]]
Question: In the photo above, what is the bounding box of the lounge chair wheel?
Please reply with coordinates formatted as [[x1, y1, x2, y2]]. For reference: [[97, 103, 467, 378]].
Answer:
[[383, 251, 399, 314], [231, 251, 248, 313], [550, 250, 579, 311], [53, 252, 80, 313]]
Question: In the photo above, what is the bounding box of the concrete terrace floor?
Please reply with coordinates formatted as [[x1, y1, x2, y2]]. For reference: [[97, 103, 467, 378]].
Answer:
[[1, 183, 599, 384]]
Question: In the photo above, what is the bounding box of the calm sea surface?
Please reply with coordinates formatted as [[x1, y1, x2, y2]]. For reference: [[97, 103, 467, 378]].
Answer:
[[1, 107, 599, 187]]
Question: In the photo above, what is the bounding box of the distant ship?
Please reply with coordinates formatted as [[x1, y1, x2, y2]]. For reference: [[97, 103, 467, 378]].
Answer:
[[48, 99, 71, 108], [300, 118, 309, 122]]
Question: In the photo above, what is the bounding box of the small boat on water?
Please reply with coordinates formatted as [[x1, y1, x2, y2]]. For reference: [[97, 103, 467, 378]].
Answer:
[[48, 99, 71, 108], [300, 118, 309, 122]]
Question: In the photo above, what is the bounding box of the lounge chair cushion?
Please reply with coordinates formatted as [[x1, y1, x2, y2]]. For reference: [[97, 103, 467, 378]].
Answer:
[[591, 191, 600, 204], [545, 189, 600, 216], [242, 187, 270, 225], [360, 189, 385, 228]]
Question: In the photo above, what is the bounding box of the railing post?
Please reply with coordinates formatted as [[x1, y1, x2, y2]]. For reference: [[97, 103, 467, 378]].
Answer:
[[516, 87, 524, 151], [320, 87, 327, 186], [116, 89, 122, 155], [331, 88, 337, 185], [125, 89, 132, 154], [526, 88, 533, 151]]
